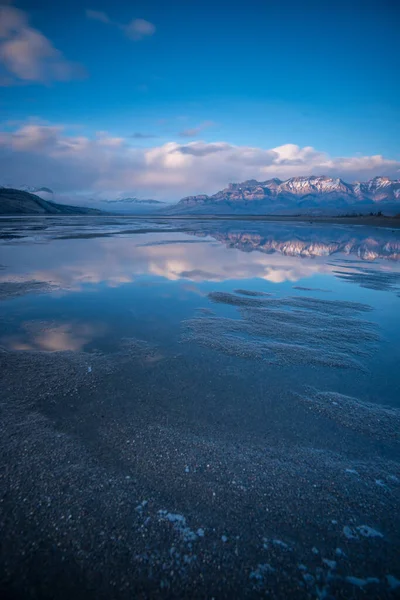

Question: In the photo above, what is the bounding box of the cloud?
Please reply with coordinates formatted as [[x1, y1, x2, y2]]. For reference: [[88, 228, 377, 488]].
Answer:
[[85, 9, 111, 24], [86, 8, 155, 40], [179, 121, 215, 138], [124, 19, 156, 41], [0, 6, 85, 85], [177, 142, 230, 157], [0, 121, 399, 201], [131, 132, 158, 139]]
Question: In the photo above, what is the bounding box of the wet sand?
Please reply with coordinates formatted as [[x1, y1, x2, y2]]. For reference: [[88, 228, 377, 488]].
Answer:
[[1, 217, 399, 599]]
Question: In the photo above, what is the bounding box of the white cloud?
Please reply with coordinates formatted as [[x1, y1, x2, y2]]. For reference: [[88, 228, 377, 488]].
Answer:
[[0, 6, 84, 85], [179, 121, 215, 137], [124, 19, 156, 41], [271, 144, 325, 166], [86, 8, 155, 40], [0, 121, 399, 201], [131, 132, 158, 139], [85, 9, 111, 24]]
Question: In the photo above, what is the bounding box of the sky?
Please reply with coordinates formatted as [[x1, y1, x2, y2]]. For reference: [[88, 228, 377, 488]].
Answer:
[[0, 0, 399, 202]]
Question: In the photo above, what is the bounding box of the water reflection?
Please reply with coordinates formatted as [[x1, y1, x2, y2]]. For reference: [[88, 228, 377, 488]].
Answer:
[[3, 321, 105, 352], [1, 217, 400, 598], [1, 219, 399, 298], [187, 222, 400, 261]]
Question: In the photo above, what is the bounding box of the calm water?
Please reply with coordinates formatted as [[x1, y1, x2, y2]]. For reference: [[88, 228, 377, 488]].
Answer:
[[1, 216, 400, 598]]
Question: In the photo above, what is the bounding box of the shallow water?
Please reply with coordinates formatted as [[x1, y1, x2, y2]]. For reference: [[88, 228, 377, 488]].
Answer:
[[1, 216, 400, 599]]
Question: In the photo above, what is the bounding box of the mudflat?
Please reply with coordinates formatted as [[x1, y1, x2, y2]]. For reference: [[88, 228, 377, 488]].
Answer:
[[1, 216, 400, 599]]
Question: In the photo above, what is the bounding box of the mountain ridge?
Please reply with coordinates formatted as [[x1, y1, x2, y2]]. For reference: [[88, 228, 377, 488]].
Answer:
[[165, 175, 400, 215], [0, 188, 103, 215], [101, 197, 165, 205]]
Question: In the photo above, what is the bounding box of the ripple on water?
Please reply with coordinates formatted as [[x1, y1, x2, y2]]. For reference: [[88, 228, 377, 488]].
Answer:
[[332, 266, 400, 293], [234, 289, 273, 297], [183, 291, 379, 372], [0, 280, 58, 300]]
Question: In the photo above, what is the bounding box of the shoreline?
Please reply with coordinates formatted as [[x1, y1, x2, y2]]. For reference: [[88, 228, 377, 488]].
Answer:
[[1, 213, 400, 229], [155, 214, 400, 228]]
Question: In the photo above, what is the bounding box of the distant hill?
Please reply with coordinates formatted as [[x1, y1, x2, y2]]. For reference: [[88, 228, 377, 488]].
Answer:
[[102, 197, 165, 205], [163, 176, 400, 215], [17, 185, 55, 195], [99, 197, 165, 214], [0, 188, 103, 215]]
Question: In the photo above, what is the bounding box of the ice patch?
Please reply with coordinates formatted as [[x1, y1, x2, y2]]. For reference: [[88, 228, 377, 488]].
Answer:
[[183, 554, 197, 564], [343, 524, 383, 540], [387, 575, 400, 590], [322, 559, 337, 570], [302, 573, 315, 585], [375, 479, 386, 487], [345, 469, 359, 475], [273, 539, 290, 549], [135, 500, 148, 512], [263, 538, 291, 551], [343, 526, 358, 540], [356, 525, 383, 538], [346, 576, 379, 588], [158, 510, 200, 543], [250, 563, 275, 583]]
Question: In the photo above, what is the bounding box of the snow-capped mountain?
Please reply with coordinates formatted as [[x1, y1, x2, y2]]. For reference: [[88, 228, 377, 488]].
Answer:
[[18, 185, 54, 195], [0, 188, 102, 215], [167, 176, 400, 215], [101, 197, 164, 205], [1, 184, 54, 202], [99, 197, 165, 214]]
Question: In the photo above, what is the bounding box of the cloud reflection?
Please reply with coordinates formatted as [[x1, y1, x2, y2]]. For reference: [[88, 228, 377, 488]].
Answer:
[[0, 223, 399, 298], [2, 321, 104, 352]]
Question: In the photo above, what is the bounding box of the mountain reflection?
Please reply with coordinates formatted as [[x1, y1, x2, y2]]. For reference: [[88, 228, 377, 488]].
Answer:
[[186, 222, 400, 261], [0, 220, 399, 297]]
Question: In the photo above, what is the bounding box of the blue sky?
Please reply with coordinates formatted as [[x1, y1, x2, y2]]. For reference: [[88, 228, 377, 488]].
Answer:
[[0, 0, 399, 200]]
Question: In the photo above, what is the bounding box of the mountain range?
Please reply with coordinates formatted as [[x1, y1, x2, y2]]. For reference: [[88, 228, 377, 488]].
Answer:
[[1, 176, 400, 216], [166, 176, 400, 215], [0, 188, 102, 215], [102, 198, 164, 205], [17, 185, 55, 195], [99, 197, 165, 214]]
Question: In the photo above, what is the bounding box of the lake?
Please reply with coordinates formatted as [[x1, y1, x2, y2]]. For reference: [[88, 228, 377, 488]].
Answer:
[[1, 216, 400, 598]]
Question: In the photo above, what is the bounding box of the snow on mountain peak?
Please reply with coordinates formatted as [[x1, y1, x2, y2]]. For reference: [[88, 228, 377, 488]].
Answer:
[[175, 175, 400, 214]]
